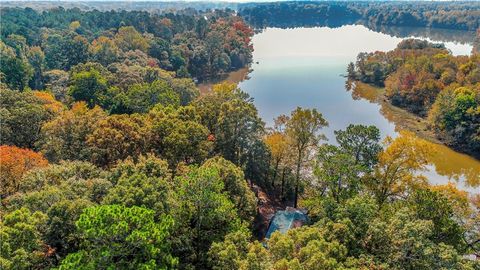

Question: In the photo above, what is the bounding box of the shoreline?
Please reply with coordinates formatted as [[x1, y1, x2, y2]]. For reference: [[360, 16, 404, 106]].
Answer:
[[351, 81, 479, 162]]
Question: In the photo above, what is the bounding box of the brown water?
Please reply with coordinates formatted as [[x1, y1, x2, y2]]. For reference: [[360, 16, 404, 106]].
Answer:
[[200, 25, 479, 193]]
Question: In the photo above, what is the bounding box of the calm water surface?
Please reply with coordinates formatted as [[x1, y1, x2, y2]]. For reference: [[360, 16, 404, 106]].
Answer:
[[204, 25, 480, 193]]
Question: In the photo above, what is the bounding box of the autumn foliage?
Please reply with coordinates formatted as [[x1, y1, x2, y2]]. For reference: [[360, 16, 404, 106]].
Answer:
[[0, 145, 48, 197]]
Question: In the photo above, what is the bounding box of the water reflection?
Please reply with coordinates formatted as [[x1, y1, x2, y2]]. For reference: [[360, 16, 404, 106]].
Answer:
[[362, 23, 476, 45], [349, 82, 480, 192], [198, 67, 250, 93], [200, 25, 479, 192]]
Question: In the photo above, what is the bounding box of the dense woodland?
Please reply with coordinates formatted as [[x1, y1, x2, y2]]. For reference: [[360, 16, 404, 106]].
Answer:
[[0, 7, 253, 82], [1, 4, 480, 270], [348, 39, 480, 158], [239, 1, 480, 31]]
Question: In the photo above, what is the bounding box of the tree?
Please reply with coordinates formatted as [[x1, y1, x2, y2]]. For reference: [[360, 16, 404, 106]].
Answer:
[[0, 145, 48, 197], [0, 41, 32, 91], [366, 208, 468, 270], [17, 160, 105, 195], [0, 208, 49, 270], [201, 156, 257, 222], [32, 91, 64, 116], [315, 144, 363, 203], [208, 227, 271, 270], [57, 205, 177, 269], [68, 68, 109, 108], [193, 83, 264, 165], [334, 124, 382, 169], [313, 125, 381, 203], [465, 194, 480, 257], [149, 37, 172, 70], [110, 80, 179, 114], [170, 78, 199, 106], [45, 199, 94, 261], [367, 131, 432, 206], [103, 155, 174, 217], [385, 66, 443, 115], [285, 107, 328, 208], [174, 166, 241, 269], [43, 69, 69, 102], [114, 26, 150, 53], [87, 114, 148, 167], [44, 33, 89, 71], [89, 36, 121, 66], [38, 102, 107, 162], [408, 188, 466, 250], [347, 62, 356, 79], [429, 86, 480, 155], [148, 106, 211, 172], [264, 131, 289, 189], [27, 46, 45, 89]]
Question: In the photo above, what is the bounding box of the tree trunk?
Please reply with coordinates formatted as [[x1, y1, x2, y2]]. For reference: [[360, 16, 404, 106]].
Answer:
[[281, 167, 286, 199], [294, 150, 302, 208], [272, 159, 279, 189]]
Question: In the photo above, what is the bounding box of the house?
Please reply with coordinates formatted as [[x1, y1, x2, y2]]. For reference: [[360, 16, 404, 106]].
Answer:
[[265, 207, 308, 239]]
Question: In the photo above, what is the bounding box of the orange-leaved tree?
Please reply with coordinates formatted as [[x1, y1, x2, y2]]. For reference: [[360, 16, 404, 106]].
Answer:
[[0, 145, 48, 197]]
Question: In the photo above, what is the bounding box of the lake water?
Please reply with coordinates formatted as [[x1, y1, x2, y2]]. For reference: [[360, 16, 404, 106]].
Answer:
[[201, 25, 480, 193]]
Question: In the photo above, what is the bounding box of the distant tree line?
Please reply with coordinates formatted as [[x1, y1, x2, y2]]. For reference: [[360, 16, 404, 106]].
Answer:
[[239, 1, 480, 31], [0, 7, 253, 80]]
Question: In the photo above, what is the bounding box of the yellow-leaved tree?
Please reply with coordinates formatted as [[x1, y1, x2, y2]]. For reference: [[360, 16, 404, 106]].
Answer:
[[367, 131, 433, 205]]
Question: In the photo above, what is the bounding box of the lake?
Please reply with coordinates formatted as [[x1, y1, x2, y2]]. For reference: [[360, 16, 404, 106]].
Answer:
[[201, 25, 480, 193]]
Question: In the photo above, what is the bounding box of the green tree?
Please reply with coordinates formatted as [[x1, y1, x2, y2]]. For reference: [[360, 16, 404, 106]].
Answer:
[[44, 33, 89, 71], [89, 36, 121, 66], [334, 124, 382, 169], [4, 161, 110, 214], [0, 88, 56, 148], [174, 166, 241, 269], [45, 199, 94, 261], [68, 68, 109, 108], [27, 46, 45, 89], [429, 86, 480, 155], [0, 208, 49, 270], [315, 144, 363, 203], [347, 62, 356, 79], [201, 156, 257, 222], [408, 188, 466, 250], [170, 78, 199, 106], [366, 208, 468, 270], [285, 107, 328, 207], [17, 160, 106, 194], [103, 155, 174, 217], [110, 80, 179, 114], [194, 83, 264, 166], [209, 227, 271, 270], [57, 205, 177, 269], [0, 41, 32, 90], [149, 106, 211, 172]]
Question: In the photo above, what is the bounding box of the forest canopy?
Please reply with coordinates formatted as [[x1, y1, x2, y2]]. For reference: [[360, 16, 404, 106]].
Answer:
[[1, 3, 480, 270], [0, 7, 253, 81]]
